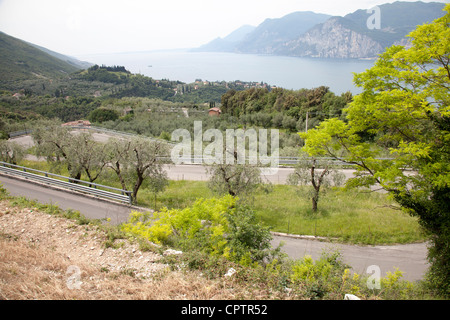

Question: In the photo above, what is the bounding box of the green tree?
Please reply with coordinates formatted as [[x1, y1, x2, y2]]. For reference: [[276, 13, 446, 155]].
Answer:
[[288, 155, 345, 213], [300, 5, 450, 296], [88, 108, 119, 123], [207, 162, 262, 198], [33, 124, 108, 182], [0, 140, 25, 164], [32, 124, 83, 180], [106, 137, 169, 203]]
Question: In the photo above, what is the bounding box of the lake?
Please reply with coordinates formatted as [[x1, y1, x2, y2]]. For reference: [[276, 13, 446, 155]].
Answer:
[[76, 50, 375, 95]]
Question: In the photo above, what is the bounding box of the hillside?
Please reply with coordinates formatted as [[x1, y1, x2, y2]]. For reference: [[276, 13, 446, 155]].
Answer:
[[196, 1, 447, 59], [192, 25, 256, 52], [27, 42, 93, 70], [0, 31, 82, 87]]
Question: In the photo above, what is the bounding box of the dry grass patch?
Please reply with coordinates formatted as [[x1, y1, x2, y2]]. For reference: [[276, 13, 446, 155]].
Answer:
[[0, 200, 287, 300]]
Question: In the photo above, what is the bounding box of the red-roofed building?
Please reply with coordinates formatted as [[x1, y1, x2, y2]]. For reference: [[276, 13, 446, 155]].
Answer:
[[208, 107, 221, 116]]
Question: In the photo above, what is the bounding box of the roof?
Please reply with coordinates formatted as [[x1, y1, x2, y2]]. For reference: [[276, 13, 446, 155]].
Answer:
[[62, 120, 92, 127]]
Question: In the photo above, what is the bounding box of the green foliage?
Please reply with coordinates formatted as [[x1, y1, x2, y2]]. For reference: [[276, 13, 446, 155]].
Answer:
[[0, 140, 25, 164], [288, 155, 345, 212], [207, 163, 264, 198], [290, 251, 349, 299], [0, 93, 101, 123], [0, 31, 80, 87], [122, 195, 276, 266], [105, 136, 169, 203], [88, 107, 119, 123], [78, 65, 131, 85], [221, 86, 351, 129]]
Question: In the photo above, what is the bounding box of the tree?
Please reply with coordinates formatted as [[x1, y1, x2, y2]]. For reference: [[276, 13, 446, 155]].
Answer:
[[288, 155, 345, 213], [206, 145, 267, 199], [0, 140, 25, 165], [67, 131, 109, 183], [106, 137, 169, 204], [300, 5, 450, 295], [207, 162, 263, 198], [32, 123, 108, 183], [147, 169, 169, 210], [32, 124, 83, 180], [88, 108, 119, 123]]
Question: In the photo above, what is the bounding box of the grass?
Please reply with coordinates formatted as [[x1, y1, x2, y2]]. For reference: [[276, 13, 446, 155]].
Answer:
[[136, 181, 425, 245], [252, 185, 425, 245], [17, 160, 426, 245]]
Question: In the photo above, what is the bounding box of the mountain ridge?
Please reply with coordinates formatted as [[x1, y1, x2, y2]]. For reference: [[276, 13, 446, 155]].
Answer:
[[0, 31, 86, 86], [195, 1, 447, 59]]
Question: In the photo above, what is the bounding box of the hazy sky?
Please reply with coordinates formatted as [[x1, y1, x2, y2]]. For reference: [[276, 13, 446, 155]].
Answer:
[[0, 0, 448, 56]]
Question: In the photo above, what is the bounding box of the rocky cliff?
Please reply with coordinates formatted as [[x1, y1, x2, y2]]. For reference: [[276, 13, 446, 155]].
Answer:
[[275, 17, 384, 59]]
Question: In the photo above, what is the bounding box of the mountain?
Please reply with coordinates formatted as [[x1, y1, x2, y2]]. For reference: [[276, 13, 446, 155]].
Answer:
[[0, 31, 86, 85], [194, 11, 331, 54], [274, 16, 385, 59], [235, 11, 332, 54], [27, 42, 92, 70], [192, 25, 256, 52], [195, 1, 447, 59]]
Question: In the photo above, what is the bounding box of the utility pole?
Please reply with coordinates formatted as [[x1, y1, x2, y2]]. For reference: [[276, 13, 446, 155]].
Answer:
[[305, 111, 309, 133]]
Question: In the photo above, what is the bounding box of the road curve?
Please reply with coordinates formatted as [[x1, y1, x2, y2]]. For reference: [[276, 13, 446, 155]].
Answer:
[[0, 173, 429, 282], [0, 174, 138, 225]]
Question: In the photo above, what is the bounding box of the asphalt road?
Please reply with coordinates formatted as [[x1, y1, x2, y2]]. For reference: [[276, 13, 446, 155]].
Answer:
[[0, 174, 138, 225], [0, 172, 429, 282]]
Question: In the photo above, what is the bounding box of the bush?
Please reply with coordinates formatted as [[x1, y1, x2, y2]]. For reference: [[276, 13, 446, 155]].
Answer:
[[289, 251, 350, 299], [121, 195, 279, 266], [88, 108, 119, 123]]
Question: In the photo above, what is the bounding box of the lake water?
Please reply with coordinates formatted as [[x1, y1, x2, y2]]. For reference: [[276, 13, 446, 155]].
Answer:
[[76, 50, 375, 95]]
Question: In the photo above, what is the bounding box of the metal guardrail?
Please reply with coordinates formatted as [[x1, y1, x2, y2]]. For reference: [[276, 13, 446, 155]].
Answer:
[[8, 129, 33, 138], [0, 162, 132, 204], [159, 156, 352, 166]]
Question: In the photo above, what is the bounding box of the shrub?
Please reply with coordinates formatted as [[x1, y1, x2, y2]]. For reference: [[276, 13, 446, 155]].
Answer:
[[121, 195, 278, 266], [88, 108, 119, 123]]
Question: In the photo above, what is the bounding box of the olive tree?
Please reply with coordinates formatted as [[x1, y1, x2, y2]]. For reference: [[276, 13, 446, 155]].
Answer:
[[0, 140, 25, 165], [106, 137, 169, 204], [288, 155, 345, 213], [33, 125, 108, 182]]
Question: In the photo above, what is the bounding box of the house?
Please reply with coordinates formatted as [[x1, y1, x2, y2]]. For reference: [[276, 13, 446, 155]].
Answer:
[[123, 107, 133, 116], [12, 92, 25, 99], [62, 120, 92, 128], [208, 107, 221, 116]]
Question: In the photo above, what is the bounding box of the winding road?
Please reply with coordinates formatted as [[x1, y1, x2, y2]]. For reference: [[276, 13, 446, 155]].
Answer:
[[0, 171, 429, 282], [2, 133, 430, 282]]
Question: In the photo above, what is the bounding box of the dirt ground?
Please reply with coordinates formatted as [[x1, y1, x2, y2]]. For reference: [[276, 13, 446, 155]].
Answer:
[[0, 199, 271, 300]]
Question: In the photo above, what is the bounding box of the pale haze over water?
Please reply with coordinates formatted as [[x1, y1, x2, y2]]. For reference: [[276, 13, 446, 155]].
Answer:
[[76, 50, 375, 95]]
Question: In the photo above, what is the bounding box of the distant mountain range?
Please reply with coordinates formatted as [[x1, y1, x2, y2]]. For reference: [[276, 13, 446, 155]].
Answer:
[[0, 31, 91, 85], [194, 1, 447, 59]]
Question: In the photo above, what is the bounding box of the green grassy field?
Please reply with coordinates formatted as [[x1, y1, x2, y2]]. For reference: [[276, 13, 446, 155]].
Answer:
[[136, 180, 425, 245]]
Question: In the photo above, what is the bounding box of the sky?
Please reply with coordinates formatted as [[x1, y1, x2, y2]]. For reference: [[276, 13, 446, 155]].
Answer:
[[0, 0, 448, 56]]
